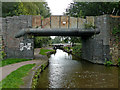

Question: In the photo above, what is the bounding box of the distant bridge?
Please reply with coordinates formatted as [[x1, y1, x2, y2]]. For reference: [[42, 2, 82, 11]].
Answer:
[[50, 43, 72, 47], [50, 43, 72, 49]]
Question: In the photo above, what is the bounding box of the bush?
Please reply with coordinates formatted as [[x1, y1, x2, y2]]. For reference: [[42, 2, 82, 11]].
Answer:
[[104, 58, 113, 66], [1, 51, 6, 59], [118, 58, 120, 66], [84, 23, 96, 29], [72, 45, 82, 56]]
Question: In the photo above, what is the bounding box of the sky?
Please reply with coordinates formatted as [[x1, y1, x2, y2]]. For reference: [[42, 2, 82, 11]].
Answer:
[[46, 0, 73, 39], [46, 0, 73, 15]]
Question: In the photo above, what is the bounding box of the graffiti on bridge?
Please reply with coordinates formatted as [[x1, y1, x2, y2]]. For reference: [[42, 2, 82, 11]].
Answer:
[[20, 43, 32, 51]]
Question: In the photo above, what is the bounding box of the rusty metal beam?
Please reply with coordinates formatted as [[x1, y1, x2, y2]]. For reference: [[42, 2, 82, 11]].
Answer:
[[15, 28, 100, 38]]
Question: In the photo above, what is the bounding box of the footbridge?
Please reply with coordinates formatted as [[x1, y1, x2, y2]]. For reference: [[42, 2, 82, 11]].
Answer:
[[1, 15, 119, 64]]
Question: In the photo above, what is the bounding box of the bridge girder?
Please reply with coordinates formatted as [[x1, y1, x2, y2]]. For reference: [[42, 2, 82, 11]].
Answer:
[[15, 28, 100, 38]]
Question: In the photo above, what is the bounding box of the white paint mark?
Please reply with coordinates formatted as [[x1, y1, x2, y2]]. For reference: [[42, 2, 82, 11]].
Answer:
[[20, 43, 32, 51]]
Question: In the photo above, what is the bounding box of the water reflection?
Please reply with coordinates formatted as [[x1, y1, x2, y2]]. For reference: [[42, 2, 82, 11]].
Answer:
[[36, 49, 118, 88]]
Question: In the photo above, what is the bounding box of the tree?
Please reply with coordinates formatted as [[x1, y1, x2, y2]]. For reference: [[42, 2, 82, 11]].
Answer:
[[51, 37, 62, 44], [2, 2, 51, 48], [65, 2, 120, 17], [34, 37, 51, 48], [70, 37, 81, 44], [2, 2, 51, 17], [65, 2, 120, 45], [2, 2, 19, 17]]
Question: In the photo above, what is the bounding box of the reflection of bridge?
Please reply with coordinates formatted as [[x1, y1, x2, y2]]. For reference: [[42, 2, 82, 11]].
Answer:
[[1, 15, 120, 64]]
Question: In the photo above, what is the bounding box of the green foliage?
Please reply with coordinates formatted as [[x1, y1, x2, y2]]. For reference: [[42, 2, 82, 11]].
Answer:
[[65, 2, 120, 17], [112, 25, 120, 35], [0, 64, 35, 88], [34, 37, 51, 48], [51, 36, 82, 44], [0, 58, 32, 67], [63, 46, 73, 52], [39, 48, 54, 55], [112, 25, 120, 43], [70, 37, 81, 44], [84, 23, 96, 29], [2, 2, 19, 17], [118, 58, 120, 66], [41, 64, 46, 70], [63, 37, 69, 43], [0, 51, 2, 60], [104, 58, 113, 66], [1, 51, 6, 59], [2, 2, 51, 18], [72, 45, 82, 56], [32, 62, 48, 88], [51, 36, 62, 44]]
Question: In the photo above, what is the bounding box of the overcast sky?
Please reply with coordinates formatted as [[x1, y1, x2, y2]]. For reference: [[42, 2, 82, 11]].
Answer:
[[45, 0, 73, 39], [46, 0, 73, 15]]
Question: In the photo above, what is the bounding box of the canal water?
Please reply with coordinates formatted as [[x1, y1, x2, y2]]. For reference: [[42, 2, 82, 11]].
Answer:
[[36, 49, 119, 88]]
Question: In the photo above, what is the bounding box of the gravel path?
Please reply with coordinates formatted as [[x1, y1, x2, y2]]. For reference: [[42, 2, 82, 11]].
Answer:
[[0, 60, 43, 81], [34, 48, 48, 59], [0, 48, 49, 82]]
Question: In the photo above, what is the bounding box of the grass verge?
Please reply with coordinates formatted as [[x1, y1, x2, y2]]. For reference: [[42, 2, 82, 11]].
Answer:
[[0, 58, 32, 67], [0, 64, 35, 89], [39, 48, 54, 55]]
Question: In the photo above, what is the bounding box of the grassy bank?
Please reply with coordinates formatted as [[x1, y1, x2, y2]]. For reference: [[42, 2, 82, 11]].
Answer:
[[63, 46, 73, 52], [63, 44, 82, 58], [39, 48, 54, 55], [0, 64, 35, 89], [0, 58, 32, 67], [32, 61, 49, 88], [72, 45, 82, 56]]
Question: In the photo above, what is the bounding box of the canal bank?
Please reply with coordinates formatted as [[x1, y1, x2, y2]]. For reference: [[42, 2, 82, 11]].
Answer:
[[27, 48, 55, 88], [20, 59, 49, 88], [36, 49, 119, 88], [0, 48, 55, 88], [62, 46, 120, 67]]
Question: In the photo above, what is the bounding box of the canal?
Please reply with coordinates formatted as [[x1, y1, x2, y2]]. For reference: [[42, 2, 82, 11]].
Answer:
[[36, 49, 119, 88]]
